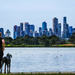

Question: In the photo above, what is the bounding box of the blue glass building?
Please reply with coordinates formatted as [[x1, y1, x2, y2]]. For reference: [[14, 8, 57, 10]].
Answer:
[[42, 21, 47, 30], [63, 17, 69, 39], [13, 25, 18, 39], [39, 27, 42, 36], [42, 30, 48, 36], [20, 23, 23, 37], [17, 26, 20, 37], [72, 28, 75, 33], [33, 31, 39, 37], [53, 17, 58, 36], [30, 25, 35, 32], [0, 28, 4, 38], [63, 17, 67, 24], [69, 26, 73, 37], [58, 23, 61, 38], [63, 23, 69, 38], [25, 22, 30, 36], [49, 28, 53, 36], [5, 29, 11, 37]]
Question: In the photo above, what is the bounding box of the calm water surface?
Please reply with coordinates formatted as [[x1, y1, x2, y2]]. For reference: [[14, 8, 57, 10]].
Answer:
[[3, 48, 75, 72]]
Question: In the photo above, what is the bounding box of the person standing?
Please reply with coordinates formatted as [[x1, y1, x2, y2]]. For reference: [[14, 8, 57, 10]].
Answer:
[[0, 32, 5, 72]]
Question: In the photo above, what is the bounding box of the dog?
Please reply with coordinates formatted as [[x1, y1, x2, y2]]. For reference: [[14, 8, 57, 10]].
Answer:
[[1, 53, 12, 73]]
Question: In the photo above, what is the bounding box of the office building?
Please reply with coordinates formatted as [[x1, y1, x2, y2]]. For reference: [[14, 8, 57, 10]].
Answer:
[[58, 23, 61, 38], [69, 26, 73, 37], [25, 22, 30, 36], [13, 25, 18, 39], [30, 25, 35, 32], [53, 17, 58, 36], [20, 23, 23, 37], [17, 26, 20, 37], [0, 28, 4, 38], [39, 27, 42, 36], [42, 21, 47, 30], [72, 28, 75, 33], [63, 17, 67, 24], [33, 31, 39, 37], [5, 29, 11, 37], [49, 28, 53, 36]]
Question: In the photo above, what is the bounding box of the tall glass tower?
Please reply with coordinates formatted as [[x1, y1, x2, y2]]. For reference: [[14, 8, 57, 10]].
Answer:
[[0, 28, 4, 38], [42, 21, 47, 30], [63, 17, 67, 24], [20, 23, 23, 37], [58, 23, 61, 38], [53, 17, 58, 36], [14, 25, 18, 39], [63, 17, 69, 39], [25, 22, 30, 35]]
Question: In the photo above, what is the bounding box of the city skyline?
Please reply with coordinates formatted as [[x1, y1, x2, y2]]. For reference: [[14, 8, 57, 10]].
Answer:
[[0, 16, 75, 39], [0, 0, 75, 37]]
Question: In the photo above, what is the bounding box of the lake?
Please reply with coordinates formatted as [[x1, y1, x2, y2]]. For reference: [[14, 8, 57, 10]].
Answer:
[[2, 47, 75, 72]]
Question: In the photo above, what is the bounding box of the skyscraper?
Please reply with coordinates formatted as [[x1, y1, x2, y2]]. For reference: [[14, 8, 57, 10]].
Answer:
[[58, 23, 61, 38], [42, 21, 47, 30], [49, 28, 53, 36], [29, 25, 35, 37], [53, 17, 58, 36], [30, 25, 35, 32], [17, 26, 20, 37], [39, 27, 42, 36], [5, 29, 11, 37], [20, 23, 23, 37], [0, 28, 4, 38], [69, 26, 73, 37], [63, 17, 67, 24], [63, 17, 69, 39], [25, 22, 30, 35], [13, 25, 18, 39]]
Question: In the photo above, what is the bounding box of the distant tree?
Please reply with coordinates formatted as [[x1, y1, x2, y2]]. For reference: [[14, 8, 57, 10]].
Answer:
[[68, 33, 75, 44], [45, 39, 49, 46], [4, 37, 13, 45]]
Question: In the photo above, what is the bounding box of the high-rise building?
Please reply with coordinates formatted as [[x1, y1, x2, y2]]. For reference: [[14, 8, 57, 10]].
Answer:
[[13, 25, 18, 39], [63, 23, 69, 38], [5, 29, 11, 37], [53, 17, 58, 36], [42, 21, 47, 30], [25, 22, 30, 36], [63, 17, 69, 39], [0, 28, 4, 38], [63, 17, 67, 24], [69, 26, 73, 37], [17, 26, 20, 37], [49, 28, 53, 36], [72, 28, 75, 33], [30, 25, 35, 32], [29, 25, 35, 37], [20, 23, 23, 37], [42, 30, 48, 36], [58, 23, 61, 38], [39, 27, 42, 36], [33, 31, 39, 37]]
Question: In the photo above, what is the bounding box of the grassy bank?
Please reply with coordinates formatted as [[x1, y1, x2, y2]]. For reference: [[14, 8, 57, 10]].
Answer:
[[1, 72, 75, 75], [5, 44, 75, 47]]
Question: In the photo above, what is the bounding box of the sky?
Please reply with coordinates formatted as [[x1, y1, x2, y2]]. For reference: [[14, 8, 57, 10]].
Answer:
[[0, 0, 75, 38]]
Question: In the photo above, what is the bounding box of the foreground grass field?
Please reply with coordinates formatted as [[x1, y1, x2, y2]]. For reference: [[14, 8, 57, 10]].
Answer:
[[1, 72, 75, 75]]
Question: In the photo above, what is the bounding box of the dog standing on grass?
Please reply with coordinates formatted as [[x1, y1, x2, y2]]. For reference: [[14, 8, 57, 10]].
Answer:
[[1, 53, 12, 73]]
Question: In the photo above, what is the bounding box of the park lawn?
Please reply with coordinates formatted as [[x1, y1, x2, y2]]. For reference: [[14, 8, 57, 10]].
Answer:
[[0, 72, 75, 75]]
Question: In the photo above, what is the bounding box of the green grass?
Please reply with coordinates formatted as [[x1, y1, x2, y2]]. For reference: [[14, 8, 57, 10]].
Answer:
[[0, 72, 75, 75]]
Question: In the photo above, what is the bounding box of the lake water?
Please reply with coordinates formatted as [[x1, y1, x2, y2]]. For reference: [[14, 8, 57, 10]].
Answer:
[[2, 47, 75, 72]]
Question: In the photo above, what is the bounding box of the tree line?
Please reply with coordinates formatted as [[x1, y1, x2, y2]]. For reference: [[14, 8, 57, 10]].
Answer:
[[4, 33, 75, 47]]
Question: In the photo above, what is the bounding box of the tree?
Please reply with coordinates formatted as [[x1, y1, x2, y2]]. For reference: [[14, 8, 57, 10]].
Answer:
[[68, 33, 75, 44]]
